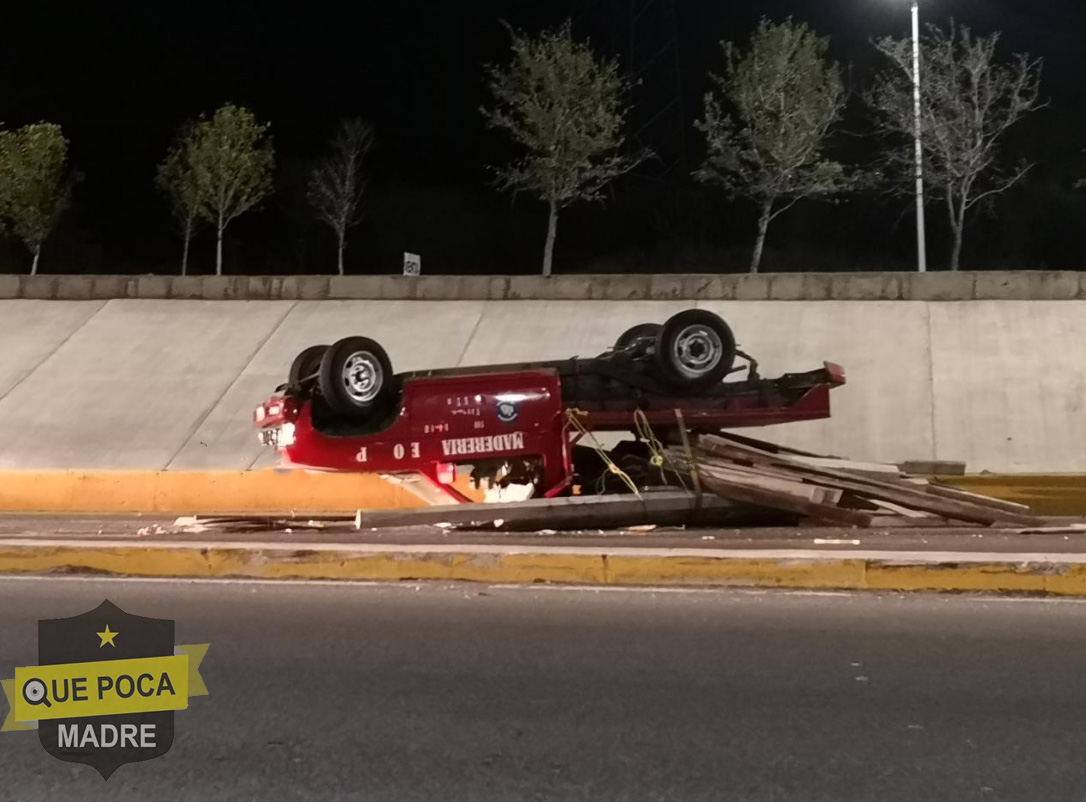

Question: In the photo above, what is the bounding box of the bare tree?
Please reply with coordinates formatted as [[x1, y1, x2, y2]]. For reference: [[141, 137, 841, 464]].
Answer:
[[869, 23, 1044, 271], [694, 19, 850, 274], [155, 123, 201, 275], [0, 123, 72, 274], [483, 22, 646, 276], [188, 104, 275, 275], [308, 118, 374, 275]]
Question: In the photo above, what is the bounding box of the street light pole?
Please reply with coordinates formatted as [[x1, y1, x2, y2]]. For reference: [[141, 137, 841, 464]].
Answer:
[[911, 0, 928, 272]]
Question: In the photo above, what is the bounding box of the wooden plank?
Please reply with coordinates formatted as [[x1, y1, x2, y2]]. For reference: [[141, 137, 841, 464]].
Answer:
[[694, 455, 830, 484], [866, 498, 940, 518], [710, 431, 836, 459], [695, 455, 851, 504], [699, 464, 842, 505], [867, 516, 967, 529], [924, 483, 1033, 513], [699, 473, 873, 527], [703, 450, 936, 516], [697, 436, 1043, 526], [788, 456, 903, 479]]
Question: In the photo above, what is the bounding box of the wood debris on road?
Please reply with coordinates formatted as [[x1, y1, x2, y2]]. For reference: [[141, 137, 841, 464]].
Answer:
[[686, 433, 1044, 529]]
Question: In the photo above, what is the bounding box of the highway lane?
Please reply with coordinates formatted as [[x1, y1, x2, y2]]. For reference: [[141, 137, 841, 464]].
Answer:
[[1, 578, 1086, 801]]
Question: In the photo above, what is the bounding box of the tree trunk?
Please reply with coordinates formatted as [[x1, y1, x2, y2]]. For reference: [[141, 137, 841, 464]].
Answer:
[[30, 243, 41, 276], [949, 225, 964, 272], [216, 213, 224, 276], [181, 220, 192, 277], [542, 201, 558, 277], [337, 229, 345, 276], [946, 191, 964, 272], [750, 200, 773, 274]]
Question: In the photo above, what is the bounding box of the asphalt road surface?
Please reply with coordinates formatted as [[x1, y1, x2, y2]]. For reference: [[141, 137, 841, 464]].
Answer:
[[2, 579, 1086, 801]]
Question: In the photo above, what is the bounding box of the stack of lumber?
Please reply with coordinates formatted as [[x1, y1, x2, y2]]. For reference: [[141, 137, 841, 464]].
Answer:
[[687, 433, 1043, 529]]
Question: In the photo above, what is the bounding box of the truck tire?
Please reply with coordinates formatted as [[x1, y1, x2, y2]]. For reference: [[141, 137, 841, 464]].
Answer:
[[318, 337, 394, 418], [654, 310, 736, 389], [288, 345, 328, 388], [615, 323, 661, 350]]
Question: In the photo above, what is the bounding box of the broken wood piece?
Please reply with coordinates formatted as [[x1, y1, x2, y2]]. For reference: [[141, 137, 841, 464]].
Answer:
[[924, 483, 1032, 513], [691, 453, 815, 483], [1013, 524, 1086, 535], [699, 473, 873, 527], [837, 493, 937, 518], [867, 516, 967, 529], [696, 435, 1043, 527], [698, 463, 841, 504], [865, 498, 940, 519], [788, 456, 903, 479], [708, 431, 837, 459]]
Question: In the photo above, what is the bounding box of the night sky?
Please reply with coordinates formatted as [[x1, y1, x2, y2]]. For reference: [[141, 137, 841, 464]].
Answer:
[[1, 1, 1083, 274]]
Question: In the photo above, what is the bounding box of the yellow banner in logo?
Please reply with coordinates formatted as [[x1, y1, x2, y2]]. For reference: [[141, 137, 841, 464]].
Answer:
[[3, 644, 209, 729]]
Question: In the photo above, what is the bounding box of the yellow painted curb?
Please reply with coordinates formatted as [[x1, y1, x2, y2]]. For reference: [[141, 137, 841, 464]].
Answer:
[[0, 471, 486, 513], [2, 542, 1086, 596], [944, 475, 1086, 516]]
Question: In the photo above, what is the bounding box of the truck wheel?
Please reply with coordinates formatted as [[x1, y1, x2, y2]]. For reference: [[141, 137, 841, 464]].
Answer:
[[288, 345, 328, 388], [318, 337, 394, 418], [615, 323, 661, 350], [655, 310, 736, 389]]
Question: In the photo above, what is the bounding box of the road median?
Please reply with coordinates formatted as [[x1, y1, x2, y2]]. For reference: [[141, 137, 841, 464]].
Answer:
[[3, 538, 1086, 595]]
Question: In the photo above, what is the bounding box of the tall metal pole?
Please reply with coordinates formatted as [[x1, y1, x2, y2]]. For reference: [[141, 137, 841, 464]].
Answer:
[[911, 0, 928, 272]]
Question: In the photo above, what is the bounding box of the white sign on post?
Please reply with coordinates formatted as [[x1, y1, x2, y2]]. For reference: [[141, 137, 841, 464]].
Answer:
[[403, 253, 421, 276]]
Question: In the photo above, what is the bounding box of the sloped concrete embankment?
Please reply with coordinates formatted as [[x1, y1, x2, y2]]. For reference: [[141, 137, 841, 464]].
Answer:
[[1, 272, 1084, 512]]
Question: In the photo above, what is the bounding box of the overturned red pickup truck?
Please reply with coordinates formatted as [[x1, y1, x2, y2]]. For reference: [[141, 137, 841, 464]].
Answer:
[[254, 309, 845, 504]]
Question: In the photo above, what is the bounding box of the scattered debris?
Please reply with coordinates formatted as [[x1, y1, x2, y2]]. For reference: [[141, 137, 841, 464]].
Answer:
[[170, 434, 1046, 537], [173, 516, 346, 535], [1014, 524, 1086, 535], [686, 433, 1044, 529]]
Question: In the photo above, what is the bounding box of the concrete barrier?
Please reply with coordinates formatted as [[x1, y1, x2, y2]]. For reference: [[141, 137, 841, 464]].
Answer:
[[0, 470, 429, 513], [2, 295, 1085, 484], [2, 271, 1085, 302]]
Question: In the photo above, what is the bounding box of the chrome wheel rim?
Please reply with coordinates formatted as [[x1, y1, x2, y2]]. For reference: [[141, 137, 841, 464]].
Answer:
[[341, 351, 383, 403], [672, 325, 723, 378]]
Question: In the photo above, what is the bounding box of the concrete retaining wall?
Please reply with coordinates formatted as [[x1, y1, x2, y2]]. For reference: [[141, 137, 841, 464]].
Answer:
[[2, 271, 1085, 302], [1, 297, 1084, 474]]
